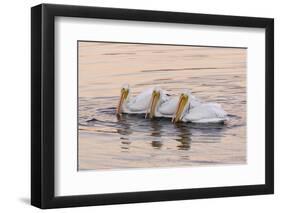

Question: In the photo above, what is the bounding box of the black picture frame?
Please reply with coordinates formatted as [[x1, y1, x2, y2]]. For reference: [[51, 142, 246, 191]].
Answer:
[[31, 3, 274, 209]]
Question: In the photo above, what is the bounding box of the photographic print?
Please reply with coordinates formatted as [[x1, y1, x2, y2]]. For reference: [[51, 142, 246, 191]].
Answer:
[[31, 4, 274, 208], [78, 41, 247, 170]]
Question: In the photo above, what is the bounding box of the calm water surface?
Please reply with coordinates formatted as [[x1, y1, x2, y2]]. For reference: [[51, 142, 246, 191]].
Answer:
[[78, 42, 247, 170]]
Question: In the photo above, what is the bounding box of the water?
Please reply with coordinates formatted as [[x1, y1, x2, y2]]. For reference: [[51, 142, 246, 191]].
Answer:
[[78, 41, 247, 170]]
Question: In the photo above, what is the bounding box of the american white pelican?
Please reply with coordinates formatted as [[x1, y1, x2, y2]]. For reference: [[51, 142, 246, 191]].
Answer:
[[146, 88, 202, 119], [172, 91, 228, 123], [145, 87, 178, 119], [116, 84, 156, 115]]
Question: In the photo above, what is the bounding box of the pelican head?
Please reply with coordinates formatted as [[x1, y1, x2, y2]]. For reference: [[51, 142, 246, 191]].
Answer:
[[172, 90, 190, 123], [116, 84, 130, 115], [145, 86, 161, 119]]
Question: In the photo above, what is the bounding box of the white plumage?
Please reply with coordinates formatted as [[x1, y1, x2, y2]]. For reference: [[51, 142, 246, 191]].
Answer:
[[156, 96, 179, 117], [146, 88, 176, 118], [172, 91, 228, 123], [146, 88, 202, 119], [182, 103, 228, 123], [122, 87, 155, 114]]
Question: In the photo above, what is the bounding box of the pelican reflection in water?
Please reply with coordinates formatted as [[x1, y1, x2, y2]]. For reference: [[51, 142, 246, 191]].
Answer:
[[115, 114, 193, 151]]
